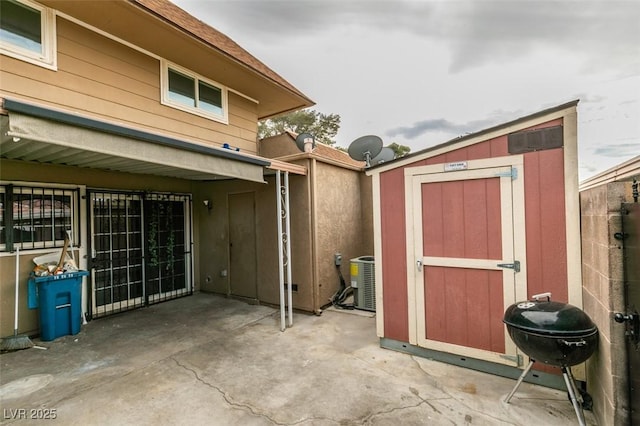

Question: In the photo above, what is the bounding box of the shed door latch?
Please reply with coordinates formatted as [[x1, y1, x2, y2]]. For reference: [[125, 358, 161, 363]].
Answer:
[[497, 260, 520, 273]]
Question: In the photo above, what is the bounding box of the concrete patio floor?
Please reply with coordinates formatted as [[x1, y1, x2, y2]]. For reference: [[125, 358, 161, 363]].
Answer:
[[1, 293, 596, 425]]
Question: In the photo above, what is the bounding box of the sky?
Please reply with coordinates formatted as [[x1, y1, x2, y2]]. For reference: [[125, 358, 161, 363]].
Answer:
[[172, 0, 639, 180]]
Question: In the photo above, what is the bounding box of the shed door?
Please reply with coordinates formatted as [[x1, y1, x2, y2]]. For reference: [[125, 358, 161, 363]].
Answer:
[[407, 159, 527, 366]]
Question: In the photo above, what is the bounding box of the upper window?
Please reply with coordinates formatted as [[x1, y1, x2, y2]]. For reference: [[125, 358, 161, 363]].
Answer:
[[161, 61, 228, 123], [0, 0, 56, 69]]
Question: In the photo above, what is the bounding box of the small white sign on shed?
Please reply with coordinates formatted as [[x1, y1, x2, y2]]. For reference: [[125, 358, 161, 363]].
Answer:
[[444, 161, 468, 172]]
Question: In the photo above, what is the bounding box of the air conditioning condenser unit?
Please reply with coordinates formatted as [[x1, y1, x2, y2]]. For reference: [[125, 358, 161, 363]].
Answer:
[[350, 256, 375, 311]]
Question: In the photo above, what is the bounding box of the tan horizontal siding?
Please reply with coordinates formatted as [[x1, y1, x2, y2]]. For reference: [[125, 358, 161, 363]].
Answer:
[[58, 51, 159, 103], [60, 19, 158, 77], [229, 94, 260, 121], [1, 16, 259, 154], [58, 45, 158, 98], [0, 68, 257, 151]]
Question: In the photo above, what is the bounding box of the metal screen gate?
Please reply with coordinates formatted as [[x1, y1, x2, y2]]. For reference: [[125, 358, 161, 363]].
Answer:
[[89, 191, 193, 318]]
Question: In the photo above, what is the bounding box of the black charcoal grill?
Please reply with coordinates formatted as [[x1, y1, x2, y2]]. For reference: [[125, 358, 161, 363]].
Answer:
[[502, 292, 598, 426]]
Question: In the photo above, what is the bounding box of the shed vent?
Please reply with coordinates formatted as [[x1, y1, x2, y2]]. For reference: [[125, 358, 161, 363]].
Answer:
[[508, 125, 563, 154]]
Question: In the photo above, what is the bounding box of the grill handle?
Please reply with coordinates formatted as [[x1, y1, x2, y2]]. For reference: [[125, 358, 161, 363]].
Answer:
[[531, 292, 551, 302]]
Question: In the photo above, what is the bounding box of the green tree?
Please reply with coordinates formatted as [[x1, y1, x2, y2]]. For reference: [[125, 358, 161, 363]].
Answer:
[[258, 109, 341, 146], [388, 142, 411, 158]]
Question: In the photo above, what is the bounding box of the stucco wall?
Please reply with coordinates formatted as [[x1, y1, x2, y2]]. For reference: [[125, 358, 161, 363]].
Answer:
[[258, 174, 314, 311], [315, 160, 372, 305], [580, 182, 631, 426], [258, 133, 373, 312], [259, 133, 298, 158], [197, 173, 316, 311], [196, 179, 262, 296]]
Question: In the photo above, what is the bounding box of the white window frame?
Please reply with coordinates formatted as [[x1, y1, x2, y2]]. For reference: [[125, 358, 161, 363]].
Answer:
[[0, 0, 57, 70], [160, 60, 229, 124]]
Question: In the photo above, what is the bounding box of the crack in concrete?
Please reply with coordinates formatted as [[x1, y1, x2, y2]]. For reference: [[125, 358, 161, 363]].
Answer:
[[409, 355, 519, 425], [170, 357, 280, 424], [234, 311, 278, 331], [335, 353, 467, 424], [359, 399, 430, 424], [171, 357, 342, 426], [409, 355, 449, 392], [410, 388, 446, 415], [171, 356, 445, 426]]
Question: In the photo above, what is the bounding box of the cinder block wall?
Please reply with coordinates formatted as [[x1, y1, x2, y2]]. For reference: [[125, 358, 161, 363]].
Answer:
[[580, 182, 630, 426]]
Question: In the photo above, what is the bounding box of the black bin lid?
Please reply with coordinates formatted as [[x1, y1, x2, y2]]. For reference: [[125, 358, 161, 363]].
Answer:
[[503, 297, 597, 336]]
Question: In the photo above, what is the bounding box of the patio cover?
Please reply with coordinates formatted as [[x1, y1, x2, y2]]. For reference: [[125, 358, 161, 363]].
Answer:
[[0, 99, 269, 183]]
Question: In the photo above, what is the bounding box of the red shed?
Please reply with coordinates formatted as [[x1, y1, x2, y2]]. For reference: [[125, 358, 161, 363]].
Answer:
[[367, 101, 582, 388]]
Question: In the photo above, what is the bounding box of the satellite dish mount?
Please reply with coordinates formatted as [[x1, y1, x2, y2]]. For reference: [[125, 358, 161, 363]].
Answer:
[[371, 146, 395, 166], [295, 133, 316, 153], [347, 135, 383, 167]]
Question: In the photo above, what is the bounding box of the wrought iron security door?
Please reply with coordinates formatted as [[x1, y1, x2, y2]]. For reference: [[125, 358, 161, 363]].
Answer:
[[144, 194, 191, 304], [89, 191, 192, 318]]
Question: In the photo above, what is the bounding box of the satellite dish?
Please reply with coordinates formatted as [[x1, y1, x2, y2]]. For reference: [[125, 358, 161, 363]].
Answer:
[[295, 133, 316, 153], [348, 135, 383, 167], [371, 147, 395, 165]]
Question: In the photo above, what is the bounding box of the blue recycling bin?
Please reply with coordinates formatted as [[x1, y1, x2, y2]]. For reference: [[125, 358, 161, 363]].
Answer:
[[28, 271, 88, 341]]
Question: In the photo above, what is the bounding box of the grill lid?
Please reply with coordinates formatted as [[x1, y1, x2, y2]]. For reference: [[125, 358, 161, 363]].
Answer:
[[503, 293, 597, 336]]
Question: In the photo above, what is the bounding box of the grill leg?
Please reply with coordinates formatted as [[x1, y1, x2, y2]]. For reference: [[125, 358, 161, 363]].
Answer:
[[504, 359, 535, 403], [562, 366, 586, 426]]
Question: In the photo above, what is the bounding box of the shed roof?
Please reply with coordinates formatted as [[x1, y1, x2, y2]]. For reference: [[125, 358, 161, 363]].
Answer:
[[367, 100, 579, 174]]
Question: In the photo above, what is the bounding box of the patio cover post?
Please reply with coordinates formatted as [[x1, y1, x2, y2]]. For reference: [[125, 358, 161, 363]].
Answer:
[[276, 170, 286, 331], [285, 171, 293, 327], [276, 170, 294, 331]]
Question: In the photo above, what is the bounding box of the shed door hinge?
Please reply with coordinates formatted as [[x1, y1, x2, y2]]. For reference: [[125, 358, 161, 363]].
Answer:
[[496, 168, 518, 180]]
